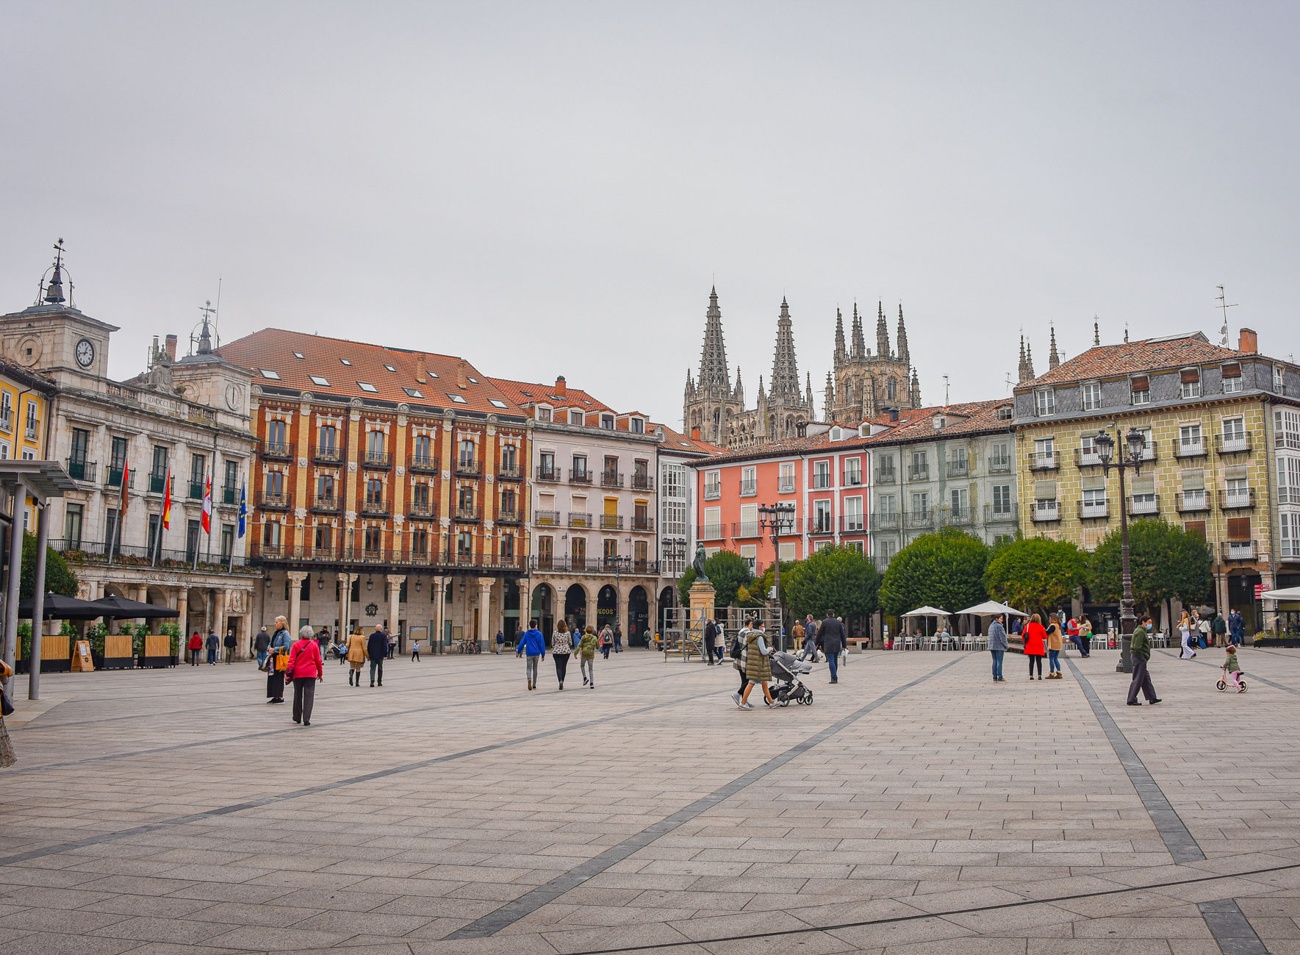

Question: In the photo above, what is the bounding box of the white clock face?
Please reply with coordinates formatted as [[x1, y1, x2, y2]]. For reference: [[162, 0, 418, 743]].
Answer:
[[75, 338, 95, 368]]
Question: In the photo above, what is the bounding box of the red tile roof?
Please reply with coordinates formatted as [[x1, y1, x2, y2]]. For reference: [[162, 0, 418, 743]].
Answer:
[[218, 328, 525, 418], [652, 422, 725, 457], [1015, 333, 1241, 390], [488, 377, 615, 416], [856, 399, 1014, 445]]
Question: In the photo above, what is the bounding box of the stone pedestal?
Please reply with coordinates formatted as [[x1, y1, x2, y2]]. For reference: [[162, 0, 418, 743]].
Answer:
[[688, 581, 716, 660]]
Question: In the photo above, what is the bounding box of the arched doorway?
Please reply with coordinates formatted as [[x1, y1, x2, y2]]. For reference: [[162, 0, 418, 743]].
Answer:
[[658, 586, 675, 636], [628, 586, 649, 648], [596, 585, 618, 632], [531, 584, 554, 637], [564, 584, 587, 632], [502, 579, 521, 639]]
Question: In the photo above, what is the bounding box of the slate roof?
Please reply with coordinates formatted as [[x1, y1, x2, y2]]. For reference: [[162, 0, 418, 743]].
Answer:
[[1015, 333, 1242, 391]]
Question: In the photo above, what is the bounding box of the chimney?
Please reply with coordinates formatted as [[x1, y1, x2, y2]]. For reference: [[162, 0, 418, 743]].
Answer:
[[885, 406, 899, 423], [456, 361, 469, 390], [1238, 327, 1258, 354], [164, 334, 177, 362], [690, 426, 701, 440], [555, 375, 567, 397], [415, 354, 426, 382]]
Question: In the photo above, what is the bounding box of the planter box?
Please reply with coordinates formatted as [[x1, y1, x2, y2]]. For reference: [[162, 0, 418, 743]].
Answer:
[[101, 634, 135, 670], [15, 635, 73, 674], [1252, 638, 1300, 649], [139, 634, 176, 668]]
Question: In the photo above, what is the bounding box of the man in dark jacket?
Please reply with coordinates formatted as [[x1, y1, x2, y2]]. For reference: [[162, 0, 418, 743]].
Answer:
[[703, 619, 718, 665], [367, 625, 389, 687], [818, 611, 845, 684], [223, 629, 236, 664], [1126, 615, 1161, 706]]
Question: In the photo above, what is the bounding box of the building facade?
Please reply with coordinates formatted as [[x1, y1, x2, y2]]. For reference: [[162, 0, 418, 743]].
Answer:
[[653, 422, 718, 632], [824, 302, 920, 423]]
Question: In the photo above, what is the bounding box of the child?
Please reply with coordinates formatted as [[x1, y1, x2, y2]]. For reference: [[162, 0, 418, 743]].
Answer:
[[1224, 644, 1244, 691], [411, 639, 421, 662], [578, 625, 599, 689]]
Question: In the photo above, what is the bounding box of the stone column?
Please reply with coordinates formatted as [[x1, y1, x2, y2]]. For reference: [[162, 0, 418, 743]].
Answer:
[[430, 575, 446, 651], [686, 579, 716, 662], [287, 571, 307, 633], [386, 574, 406, 647], [338, 572, 353, 636], [137, 583, 149, 629], [175, 587, 189, 642], [214, 589, 227, 643], [477, 577, 494, 650]]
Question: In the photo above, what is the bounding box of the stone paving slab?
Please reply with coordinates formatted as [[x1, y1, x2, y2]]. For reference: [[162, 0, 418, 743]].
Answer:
[[3, 646, 1300, 953]]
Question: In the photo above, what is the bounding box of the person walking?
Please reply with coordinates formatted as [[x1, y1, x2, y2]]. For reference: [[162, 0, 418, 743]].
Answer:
[[613, 624, 623, 653], [0, 658, 16, 768], [411, 638, 421, 662], [1197, 613, 1211, 650], [703, 618, 718, 665], [367, 624, 389, 687], [1045, 613, 1064, 679], [713, 621, 726, 663], [516, 617, 546, 691], [253, 626, 271, 669], [1178, 610, 1197, 659], [187, 631, 202, 666], [734, 621, 774, 709], [1077, 616, 1093, 657], [818, 610, 845, 684], [266, 615, 293, 704], [551, 618, 572, 690], [1212, 613, 1228, 648], [1126, 614, 1162, 706], [1023, 613, 1047, 681], [345, 626, 367, 687], [495, 629, 505, 655], [223, 629, 236, 664], [988, 613, 1008, 682], [205, 629, 219, 665], [578, 624, 598, 688], [286, 624, 324, 726], [731, 618, 752, 696], [1230, 609, 1246, 645], [598, 624, 613, 660]]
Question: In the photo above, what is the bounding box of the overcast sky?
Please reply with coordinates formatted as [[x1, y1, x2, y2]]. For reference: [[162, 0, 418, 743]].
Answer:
[[3, 2, 1297, 427]]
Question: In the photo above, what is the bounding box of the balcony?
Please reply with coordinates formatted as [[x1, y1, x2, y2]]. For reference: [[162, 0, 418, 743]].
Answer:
[[222, 484, 239, 506], [1215, 432, 1252, 455], [946, 461, 969, 479], [778, 479, 795, 493], [1027, 451, 1058, 471], [987, 457, 1012, 474], [631, 515, 655, 532], [1222, 540, 1257, 561], [407, 502, 437, 520], [1128, 495, 1160, 516], [568, 512, 592, 528], [600, 471, 624, 488], [66, 458, 97, 483], [25, 418, 39, 440], [1139, 440, 1158, 463], [498, 464, 524, 481], [600, 514, 624, 530], [454, 505, 482, 522], [0, 413, 9, 434], [568, 469, 592, 485], [908, 465, 930, 481], [528, 556, 659, 575], [408, 454, 440, 474], [871, 512, 901, 530], [840, 515, 866, 533], [943, 508, 975, 527], [360, 499, 390, 517], [1078, 500, 1109, 520], [362, 451, 392, 469], [703, 484, 721, 500], [1175, 440, 1207, 459], [1176, 491, 1211, 513], [874, 469, 897, 484], [699, 523, 724, 541], [261, 492, 292, 511], [496, 508, 522, 524], [534, 510, 560, 526], [984, 503, 1019, 524], [455, 458, 481, 478], [733, 521, 760, 538], [105, 466, 134, 489], [1031, 501, 1060, 522], [740, 478, 759, 495], [313, 445, 343, 466], [1075, 448, 1103, 468], [149, 472, 168, 494], [261, 440, 292, 461], [631, 473, 654, 491], [810, 519, 835, 536], [188, 479, 205, 500], [536, 466, 561, 483], [906, 509, 935, 530], [1219, 487, 1256, 510], [311, 495, 340, 514]]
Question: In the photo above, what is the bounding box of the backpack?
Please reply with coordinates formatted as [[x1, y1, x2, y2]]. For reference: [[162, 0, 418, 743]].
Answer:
[[730, 631, 744, 660]]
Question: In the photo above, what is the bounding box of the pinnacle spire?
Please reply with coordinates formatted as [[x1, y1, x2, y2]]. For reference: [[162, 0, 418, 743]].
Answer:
[[1026, 341, 1036, 380], [833, 307, 847, 367], [850, 302, 865, 358], [733, 366, 744, 405], [876, 301, 891, 357], [824, 372, 835, 421], [1048, 324, 1060, 370], [696, 286, 732, 395], [910, 368, 921, 407], [769, 298, 802, 402], [896, 303, 910, 365], [805, 372, 815, 419], [1093, 317, 1101, 347]]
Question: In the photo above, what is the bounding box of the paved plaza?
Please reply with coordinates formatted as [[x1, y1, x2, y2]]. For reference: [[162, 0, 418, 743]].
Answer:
[[2, 644, 1300, 955]]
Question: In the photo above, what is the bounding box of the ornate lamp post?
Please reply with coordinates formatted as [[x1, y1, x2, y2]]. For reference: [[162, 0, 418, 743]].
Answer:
[[758, 502, 797, 651], [1094, 425, 1147, 674]]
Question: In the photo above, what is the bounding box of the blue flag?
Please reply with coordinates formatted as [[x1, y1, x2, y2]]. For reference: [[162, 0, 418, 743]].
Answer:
[[237, 482, 247, 538]]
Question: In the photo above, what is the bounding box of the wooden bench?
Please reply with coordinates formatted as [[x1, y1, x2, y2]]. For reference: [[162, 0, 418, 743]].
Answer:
[[845, 637, 872, 652]]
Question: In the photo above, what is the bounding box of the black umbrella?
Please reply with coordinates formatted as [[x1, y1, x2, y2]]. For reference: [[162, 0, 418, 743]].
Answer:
[[88, 595, 180, 619], [18, 593, 108, 620]]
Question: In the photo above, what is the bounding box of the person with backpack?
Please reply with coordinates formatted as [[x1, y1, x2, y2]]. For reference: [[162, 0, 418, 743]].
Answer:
[[703, 618, 718, 665], [578, 625, 598, 688], [516, 617, 547, 691], [598, 624, 613, 660]]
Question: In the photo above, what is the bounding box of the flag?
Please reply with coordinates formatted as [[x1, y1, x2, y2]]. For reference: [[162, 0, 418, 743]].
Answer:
[[161, 471, 172, 530], [201, 476, 212, 534], [237, 482, 247, 538], [119, 459, 130, 519]]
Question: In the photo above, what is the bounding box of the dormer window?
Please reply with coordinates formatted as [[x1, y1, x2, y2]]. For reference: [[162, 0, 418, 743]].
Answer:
[[1131, 375, 1150, 405], [1081, 381, 1102, 411], [537, 406, 552, 422], [630, 417, 644, 434], [1034, 389, 1055, 416], [569, 410, 584, 426], [1221, 363, 1242, 393], [1180, 368, 1202, 399], [600, 414, 615, 430]]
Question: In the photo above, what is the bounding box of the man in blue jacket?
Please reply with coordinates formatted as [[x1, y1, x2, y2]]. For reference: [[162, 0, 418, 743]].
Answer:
[[367, 625, 389, 688], [516, 617, 547, 691]]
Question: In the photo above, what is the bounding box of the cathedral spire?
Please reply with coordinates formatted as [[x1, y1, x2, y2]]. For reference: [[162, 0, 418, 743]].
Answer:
[[805, 372, 815, 419], [769, 297, 802, 402], [876, 302, 891, 357], [1093, 317, 1101, 348], [733, 366, 744, 406], [1048, 323, 1060, 370], [910, 367, 922, 407], [824, 372, 835, 422], [833, 307, 847, 367], [896, 303, 910, 365], [1026, 341, 1036, 380], [1017, 335, 1027, 383], [696, 285, 732, 395], [850, 302, 866, 358]]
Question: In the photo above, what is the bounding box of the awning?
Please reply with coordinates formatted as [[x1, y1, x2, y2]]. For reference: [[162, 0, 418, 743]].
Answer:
[[17, 593, 108, 620], [957, 600, 1029, 617], [88, 596, 180, 619]]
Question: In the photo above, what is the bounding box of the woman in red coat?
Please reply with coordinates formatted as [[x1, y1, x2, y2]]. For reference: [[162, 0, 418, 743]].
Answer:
[[1022, 613, 1048, 681], [285, 625, 325, 726], [187, 631, 203, 666]]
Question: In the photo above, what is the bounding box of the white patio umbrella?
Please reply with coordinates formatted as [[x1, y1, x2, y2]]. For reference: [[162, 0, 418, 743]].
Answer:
[[956, 600, 1028, 618], [901, 605, 951, 637], [1262, 586, 1300, 601]]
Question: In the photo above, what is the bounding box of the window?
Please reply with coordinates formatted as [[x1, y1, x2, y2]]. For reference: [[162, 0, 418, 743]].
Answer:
[[413, 434, 433, 465], [947, 447, 968, 476], [459, 438, 477, 470], [104, 507, 119, 549], [190, 452, 206, 496], [21, 400, 36, 440], [704, 470, 721, 500], [536, 406, 551, 421], [741, 466, 757, 496], [447, 393, 467, 404], [365, 526, 384, 555], [262, 520, 282, 549], [367, 430, 386, 460], [739, 544, 757, 574], [1179, 423, 1203, 456], [909, 451, 928, 480], [357, 381, 378, 393], [702, 505, 722, 540], [1081, 485, 1107, 516], [600, 414, 615, 430], [1221, 416, 1246, 452], [630, 417, 644, 434], [779, 462, 795, 492], [365, 479, 383, 506], [260, 369, 281, 380], [569, 410, 584, 426], [310, 375, 330, 387], [317, 473, 335, 501], [1221, 363, 1242, 393], [318, 424, 337, 454], [1184, 520, 1207, 540], [0, 392, 10, 430], [1278, 409, 1300, 450], [540, 451, 556, 478], [403, 387, 424, 399], [1081, 381, 1102, 411], [1035, 388, 1055, 416], [1275, 365, 1287, 395], [1226, 516, 1251, 542], [949, 487, 968, 521], [1181, 469, 1207, 509], [1134, 426, 1154, 460], [844, 496, 863, 531], [1180, 368, 1201, 399], [843, 458, 862, 485], [489, 398, 507, 409], [150, 445, 169, 492], [992, 484, 1013, 516], [1130, 375, 1150, 405], [267, 419, 287, 451], [1033, 437, 1056, 469], [813, 500, 832, 534], [1281, 512, 1300, 558], [223, 460, 238, 501], [877, 454, 896, 480], [1278, 456, 1300, 505], [1079, 433, 1101, 465], [340, 358, 352, 365], [878, 493, 897, 516], [457, 485, 475, 512], [571, 454, 587, 479], [1132, 477, 1156, 512], [911, 491, 929, 520], [64, 503, 83, 548], [265, 470, 285, 497]]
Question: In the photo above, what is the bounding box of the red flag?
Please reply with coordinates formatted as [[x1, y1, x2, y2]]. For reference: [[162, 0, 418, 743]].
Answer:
[[201, 476, 212, 533], [161, 471, 172, 530], [119, 459, 130, 518]]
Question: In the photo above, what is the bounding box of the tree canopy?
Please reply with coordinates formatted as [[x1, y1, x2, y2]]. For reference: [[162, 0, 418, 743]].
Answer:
[[677, 550, 753, 609], [783, 545, 880, 622], [880, 528, 989, 617], [984, 536, 1088, 617], [20, 532, 79, 602], [1086, 519, 1213, 616]]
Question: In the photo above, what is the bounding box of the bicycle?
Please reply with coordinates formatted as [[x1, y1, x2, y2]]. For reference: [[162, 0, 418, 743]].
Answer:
[[1215, 664, 1247, 693]]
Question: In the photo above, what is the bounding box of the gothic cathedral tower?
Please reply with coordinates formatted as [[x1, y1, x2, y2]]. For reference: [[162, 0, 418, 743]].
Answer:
[[683, 287, 742, 445], [824, 302, 918, 422]]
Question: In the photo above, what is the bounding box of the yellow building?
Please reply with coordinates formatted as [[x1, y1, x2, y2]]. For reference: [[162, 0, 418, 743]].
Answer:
[[1013, 328, 1300, 630], [0, 358, 55, 462]]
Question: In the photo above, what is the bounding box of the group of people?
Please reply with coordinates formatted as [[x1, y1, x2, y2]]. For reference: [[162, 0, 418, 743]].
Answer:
[[1178, 609, 1244, 658], [185, 629, 238, 665], [988, 612, 1070, 682], [514, 618, 603, 690], [727, 610, 845, 710]]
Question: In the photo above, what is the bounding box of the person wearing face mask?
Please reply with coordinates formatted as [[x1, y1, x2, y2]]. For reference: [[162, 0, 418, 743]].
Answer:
[[1126, 614, 1162, 706]]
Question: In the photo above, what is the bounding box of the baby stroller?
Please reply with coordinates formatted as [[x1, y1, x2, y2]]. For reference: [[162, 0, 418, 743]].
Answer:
[[770, 651, 814, 706]]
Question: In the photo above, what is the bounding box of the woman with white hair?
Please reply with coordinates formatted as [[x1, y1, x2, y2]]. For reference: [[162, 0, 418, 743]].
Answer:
[[285, 624, 325, 726]]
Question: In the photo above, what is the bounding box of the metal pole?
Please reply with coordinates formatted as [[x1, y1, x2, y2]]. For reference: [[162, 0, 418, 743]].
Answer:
[[3, 483, 25, 671], [29, 501, 49, 700], [1116, 457, 1135, 673], [771, 525, 783, 653]]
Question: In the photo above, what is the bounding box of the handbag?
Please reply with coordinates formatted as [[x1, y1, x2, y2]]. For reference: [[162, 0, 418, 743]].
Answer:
[[1, 688, 13, 718], [274, 649, 291, 672]]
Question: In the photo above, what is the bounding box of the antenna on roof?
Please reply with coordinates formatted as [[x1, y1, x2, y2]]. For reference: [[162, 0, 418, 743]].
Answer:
[[1004, 372, 1014, 393], [943, 374, 950, 406], [1215, 285, 1237, 347]]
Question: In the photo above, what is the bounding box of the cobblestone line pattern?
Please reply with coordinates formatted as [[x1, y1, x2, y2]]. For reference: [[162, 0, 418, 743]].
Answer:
[[1199, 898, 1271, 954], [446, 653, 970, 940]]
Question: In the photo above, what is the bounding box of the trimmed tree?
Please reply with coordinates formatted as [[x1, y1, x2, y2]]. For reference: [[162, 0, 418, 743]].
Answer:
[[677, 550, 753, 609], [1087, 519, 1213, 618], [20, 532, 79, 602], [783, 546, 880, 625], [983, 537, 1088, 618], [880, 528, 990, 617]]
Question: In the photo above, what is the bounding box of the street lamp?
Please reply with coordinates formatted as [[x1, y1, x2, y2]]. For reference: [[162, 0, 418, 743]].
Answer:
[[1094, 425, 1147, 673], [758, 502, 797, 651]]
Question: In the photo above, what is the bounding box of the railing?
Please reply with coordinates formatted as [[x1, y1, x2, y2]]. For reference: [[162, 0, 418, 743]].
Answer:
[[987, 457, 1012, 474], [261, 440, 292, 460], [1027, 451, 1058, 471], [874, 469, 897, 484], [810, 519, 834, 535], [221, 485, 239, 505], [733, 521, 760, 538], [496, 508, 522, 524], [360, 500, 390, 517], [498, 464, 524, 481], [740, 478, 759, 495], [1139, 440, 1158, 462], [569, 469, 592, 485], [1128, 495, 1160, 516], [631, 473, 654, 490], [946, 461, 968, 479], [905, 509, 934, 530], [252, 541, 525, 570], [600, 514, 624, 530], [631, 516, 655, 532], [699, 523, 724, 541], [454, 506, 482, 522], [261, 492, 291, 510], [1031, 501, 1060, 522], [313, 445, 343, 465], [312, 495, 340, 513], [189, 479, 205, 500], [870, 513, 900, 530], [840, 515, 865, 532], [1222, 540, 1256, 561], [1219, 487, 1256, 510], [105, 466, 134, 489], [703, 484, 721, 500], [1175, 440, 1206, 459], [528, 556, 659, 575], [66, 458, 97, 483], [811, 474, 832, 489], [984, 503, 1019, 523], [409, 454, 440, 473], [1176, 491, 1211, 513], [363, 451, 392, 469], [0, 413, 9, 433], [536, 466, 560, 482], [778, 479, 795, 493], [1075, 448, 1102, 468], [601, 471, 624, 488], [568, 512, 592, 528], [407, 503, 436, 520], [908, 465, 930, 481], [455, 458, 481, 477], [943, 508, 974, 526], [25, 418, 40, 440], [149, 472, 168, 494], [50, 537, 252, 570], [1078, 501, 1109, 520], [1216, 432, 1252, 454], [534, 510, 560, 526], [842, 470, 864, 486]]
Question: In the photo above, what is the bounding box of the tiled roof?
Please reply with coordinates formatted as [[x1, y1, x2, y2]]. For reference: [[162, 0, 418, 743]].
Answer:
[[858, 399, 1014, 445], [1016, 333, 1241, 390], [652, 422, 725, 457], [218, 328, 525, 418], [0, 358, 57, 394], [488, 377, 616, 416]]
